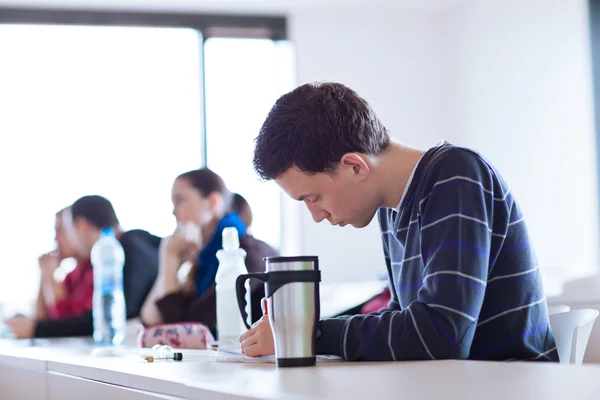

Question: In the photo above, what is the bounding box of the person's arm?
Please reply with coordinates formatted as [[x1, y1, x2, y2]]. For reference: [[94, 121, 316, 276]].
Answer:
[[317, 157, 493, 361], [34, 281, 48, 320], [41, 273, 67, 311], [140, 235, 186, 325], [34, 312, 93, 338], [315, 236, 402, 358], [38, 252, 66, 310], [155, 286, 214, 326]]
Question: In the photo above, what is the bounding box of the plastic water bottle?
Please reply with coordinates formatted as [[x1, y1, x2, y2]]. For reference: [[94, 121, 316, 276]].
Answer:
[[0, 322, 15, 339], [215, 227, 249, 350], [91, 227, 126, 345]]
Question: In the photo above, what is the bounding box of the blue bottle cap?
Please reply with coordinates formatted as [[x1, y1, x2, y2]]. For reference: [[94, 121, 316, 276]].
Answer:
[[101, 227, 115, 237]]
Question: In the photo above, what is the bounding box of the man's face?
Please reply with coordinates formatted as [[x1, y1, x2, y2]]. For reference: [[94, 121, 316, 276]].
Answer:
[[275, 164, 379, 228], [62, 210, 98, 258]]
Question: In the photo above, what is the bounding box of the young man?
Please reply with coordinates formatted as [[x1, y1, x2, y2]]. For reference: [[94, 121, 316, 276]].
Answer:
[[240, 82, 558, 362]]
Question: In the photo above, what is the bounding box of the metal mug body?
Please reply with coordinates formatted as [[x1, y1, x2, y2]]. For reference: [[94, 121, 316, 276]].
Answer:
[[265, 256, 319, 367]]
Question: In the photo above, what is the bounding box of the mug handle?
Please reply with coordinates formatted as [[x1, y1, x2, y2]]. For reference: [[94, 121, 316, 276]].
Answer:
[[236, 273, 267, 330]]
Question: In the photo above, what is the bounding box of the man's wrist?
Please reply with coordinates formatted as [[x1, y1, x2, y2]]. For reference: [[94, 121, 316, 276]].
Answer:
[[315, 319, 345, 357]]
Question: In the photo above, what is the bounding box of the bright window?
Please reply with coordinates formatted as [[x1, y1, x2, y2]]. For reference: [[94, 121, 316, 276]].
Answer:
[[0, 24, 204, 313], [204, 38, 295, 249]]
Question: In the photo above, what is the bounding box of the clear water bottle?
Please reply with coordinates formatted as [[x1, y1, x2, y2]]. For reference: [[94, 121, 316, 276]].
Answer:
[[0, 322, 15, 339], [215, 227, 249, 350], [91, 227, 126, 345]]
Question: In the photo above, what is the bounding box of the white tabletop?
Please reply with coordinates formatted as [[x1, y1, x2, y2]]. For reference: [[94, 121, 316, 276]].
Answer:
[[183, 359, 600, 400], [3, 339, 600, 399]]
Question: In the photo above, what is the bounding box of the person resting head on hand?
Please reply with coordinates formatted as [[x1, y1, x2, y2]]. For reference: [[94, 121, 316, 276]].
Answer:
[[140, 168, 277, 336]]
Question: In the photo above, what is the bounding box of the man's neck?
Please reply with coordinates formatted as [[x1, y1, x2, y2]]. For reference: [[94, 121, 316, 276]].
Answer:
[[374, 141, 424, 209]]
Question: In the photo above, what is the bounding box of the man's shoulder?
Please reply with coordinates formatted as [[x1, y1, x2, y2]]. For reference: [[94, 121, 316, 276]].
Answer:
[[120, 229, 161, 245], [415, 143, 502, 196], [426, 143, 493, 177], [119, 229, 162, 258]]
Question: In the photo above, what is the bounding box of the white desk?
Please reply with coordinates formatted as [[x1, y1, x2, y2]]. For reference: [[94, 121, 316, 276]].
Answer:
[[2, 339, 600, 400], [0, 342, 47, 400]]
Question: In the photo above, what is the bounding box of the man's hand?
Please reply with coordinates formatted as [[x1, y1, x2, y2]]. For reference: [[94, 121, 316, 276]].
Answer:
[[5, 315, 35, 339], [39, 250, 61, 278], [239, 315, 275, 357]]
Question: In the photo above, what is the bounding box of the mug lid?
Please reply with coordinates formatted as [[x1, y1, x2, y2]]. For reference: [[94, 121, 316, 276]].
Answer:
[[264, 256, 319, 263]]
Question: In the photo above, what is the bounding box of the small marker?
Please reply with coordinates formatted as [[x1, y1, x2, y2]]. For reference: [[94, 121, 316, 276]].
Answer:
[[144, 352, 183, 362]]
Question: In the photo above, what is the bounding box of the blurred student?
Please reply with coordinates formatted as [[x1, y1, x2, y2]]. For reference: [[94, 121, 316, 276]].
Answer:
[[140, 169, 277, 334], [231, 193, 253, 232], [6, 195, 160, 339], [33, 208, 80, 321]]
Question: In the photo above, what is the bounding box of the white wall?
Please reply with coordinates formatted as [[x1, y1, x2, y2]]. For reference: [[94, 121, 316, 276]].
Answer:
[[446, 0, 599, 293], [290, 0, 600, 287], [289, 7, 451, 282], [288, 0, 600, 287]]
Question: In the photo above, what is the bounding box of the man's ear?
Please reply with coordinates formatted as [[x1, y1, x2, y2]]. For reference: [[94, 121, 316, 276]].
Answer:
[[73, 216, 87, 232], [66, 216, 88, 250], [339, 153, 370, 180]]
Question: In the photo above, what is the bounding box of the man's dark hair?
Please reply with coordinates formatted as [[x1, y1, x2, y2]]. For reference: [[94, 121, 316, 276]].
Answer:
[[253, 82, 390, 180], [71, 195, 120, 229]]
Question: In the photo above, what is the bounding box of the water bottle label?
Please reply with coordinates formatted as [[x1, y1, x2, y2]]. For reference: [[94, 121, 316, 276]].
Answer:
[[101, 274, 118, 295], [101, 279, 113, 294]]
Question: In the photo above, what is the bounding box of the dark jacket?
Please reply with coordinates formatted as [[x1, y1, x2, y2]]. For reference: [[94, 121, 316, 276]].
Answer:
[[34, 229, 160, 338], [154, 235, 278, 332]]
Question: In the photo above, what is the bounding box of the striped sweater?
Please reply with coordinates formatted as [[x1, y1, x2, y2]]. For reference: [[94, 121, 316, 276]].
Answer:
[[316, 142, 558, 361]]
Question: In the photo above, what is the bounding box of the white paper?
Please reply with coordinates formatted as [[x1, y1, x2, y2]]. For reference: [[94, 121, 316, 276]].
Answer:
[[211, 348, 343, 364]]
